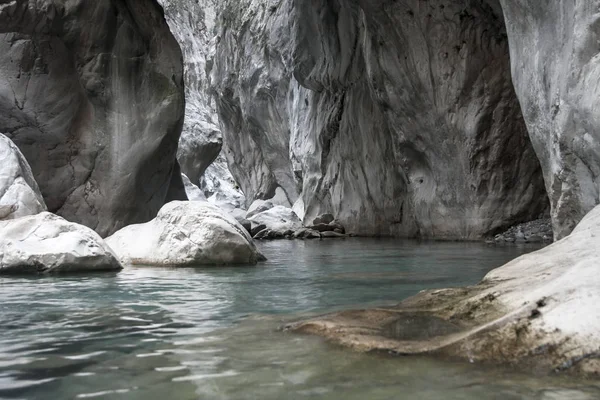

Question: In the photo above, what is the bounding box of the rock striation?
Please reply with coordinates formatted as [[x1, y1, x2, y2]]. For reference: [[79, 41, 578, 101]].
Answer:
[[0, 133, 46, 221], [211, 0, 549, 239], [0, 0, 186, 237], [500, 0, 600, 239], [106, 201, 265, 266], [0, 212, 122, 274], [288, 205, 600, 375]]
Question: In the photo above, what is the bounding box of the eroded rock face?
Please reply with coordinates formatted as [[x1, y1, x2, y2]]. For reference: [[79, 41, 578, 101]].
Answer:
[[106, 201, 265, 266], [0, 133, 46, 220], [288, 205, 600, 375], [212, 0, 548, 239], [0, 0, 185, 237], [500, 0, 600, 239], [0, 212, 122, 274]]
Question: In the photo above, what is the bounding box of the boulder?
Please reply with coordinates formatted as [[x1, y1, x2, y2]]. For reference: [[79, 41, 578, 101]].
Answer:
[[320, 231, 347, 239], [246, 200, 275, 219], [0, 212, 122, 274], [312, 214, 335, 225], [247, 205, 303, 235], [106, 201, 265, 266], [293, 228, 321, 239], [288, 205, 600, 375], [0, 0, 185, 236], [0, 134, 46, 220]]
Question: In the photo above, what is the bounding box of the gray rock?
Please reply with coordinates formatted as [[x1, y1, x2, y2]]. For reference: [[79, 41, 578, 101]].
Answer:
[[0, 212, 122, 275], [246, 200, 275, 219], [247, 205, 303, 235], [0, 134, 46, 220], [182, 174, 207, 202], [0, 0, 185, 237], [211, 0, 548, 239], [500, 0, 600, 239], [250, 223, 267, 237], [293, 228, 321, 240], [106, 201, 265, 266], [312, 214, 335, 225], [320, 231, 347, 239]]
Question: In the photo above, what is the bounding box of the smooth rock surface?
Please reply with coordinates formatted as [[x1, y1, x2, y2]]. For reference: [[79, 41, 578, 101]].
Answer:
[[0, 133, 46, 220], [212, 0, 549, 239], [0, 0, 185, 236], [106, 201, 264, 266], [247, 205, 303, 236], [289, 205, 600, 375], [500, 0, 600, 239], [182, 174, 207, 202], [0, 212, 122, 274]]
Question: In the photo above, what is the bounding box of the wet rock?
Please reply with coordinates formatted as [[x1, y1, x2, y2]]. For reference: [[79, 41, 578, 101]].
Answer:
[[288, 205, 600, 375], [106, 201, 265, 266], [320, 231, 347, 239], [293, 228, 322, 240], [0, 0, 186, 236], [0, 134, 46, 221], [0, 212, 122, 274]]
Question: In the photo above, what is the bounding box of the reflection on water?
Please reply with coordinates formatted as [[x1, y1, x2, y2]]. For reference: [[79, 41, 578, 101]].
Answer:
[[0, 239, 598, 399]]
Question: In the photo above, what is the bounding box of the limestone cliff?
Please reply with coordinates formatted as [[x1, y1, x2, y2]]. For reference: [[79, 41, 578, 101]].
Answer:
[[212, 0, 549, 239], [0, 0, 185, 237], [500, 0, 600, 239]]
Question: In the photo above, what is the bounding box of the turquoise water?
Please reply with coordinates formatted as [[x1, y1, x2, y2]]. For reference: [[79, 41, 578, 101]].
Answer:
[[1, 239, 598, 399]]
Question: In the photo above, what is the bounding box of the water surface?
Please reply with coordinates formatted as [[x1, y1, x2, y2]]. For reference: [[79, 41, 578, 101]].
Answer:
[[1, 239, 598, 399]]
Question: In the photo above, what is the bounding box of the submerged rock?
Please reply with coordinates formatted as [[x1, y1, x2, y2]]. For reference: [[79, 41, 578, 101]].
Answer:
[[0, 134, 46, 220], [0, 0, 185, 236], [106, 201, 265, 266], [288, 205, 600, 375], [0, 212, 122, 274]]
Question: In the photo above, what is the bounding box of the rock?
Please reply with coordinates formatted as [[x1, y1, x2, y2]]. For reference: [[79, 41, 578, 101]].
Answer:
[[250, 223, 267, 237], [320, 231, 347, 239], [491, 219, 553, 244], [500, 0, 600, 239], [288, 205, 600, 374], [247, 205, 303, 235], [0, 212, 122, 274], [212, 0, 548, 239], [105, 201, 265, 266], [182, 174, 207, 202], [312, 214, 335, 225], [246, 200, 275, 219], [293, 228, 321, 239], [309, 223, 334, 233], [201, 155, 247, 211], [0, 0, 186, 237], [0, 134, 46, 220]]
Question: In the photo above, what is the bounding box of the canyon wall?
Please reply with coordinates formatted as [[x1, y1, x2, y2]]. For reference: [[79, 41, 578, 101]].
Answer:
[[0, 0, 185, 237], [500, 0, 600, 239], [212, 0, 549, 238]]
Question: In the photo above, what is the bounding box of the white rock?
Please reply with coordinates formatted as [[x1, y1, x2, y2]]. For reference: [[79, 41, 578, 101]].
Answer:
[[0, 212, 122, 274], [182, 173, 207, 202], [106, 201, 264, 266], [246, 199, 275, 219], [0, 134, 46, 220], [248, 205, 302, 233]]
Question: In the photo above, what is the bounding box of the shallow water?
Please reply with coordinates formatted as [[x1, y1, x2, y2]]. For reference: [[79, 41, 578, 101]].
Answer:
[[1, 239, 599, 399]]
